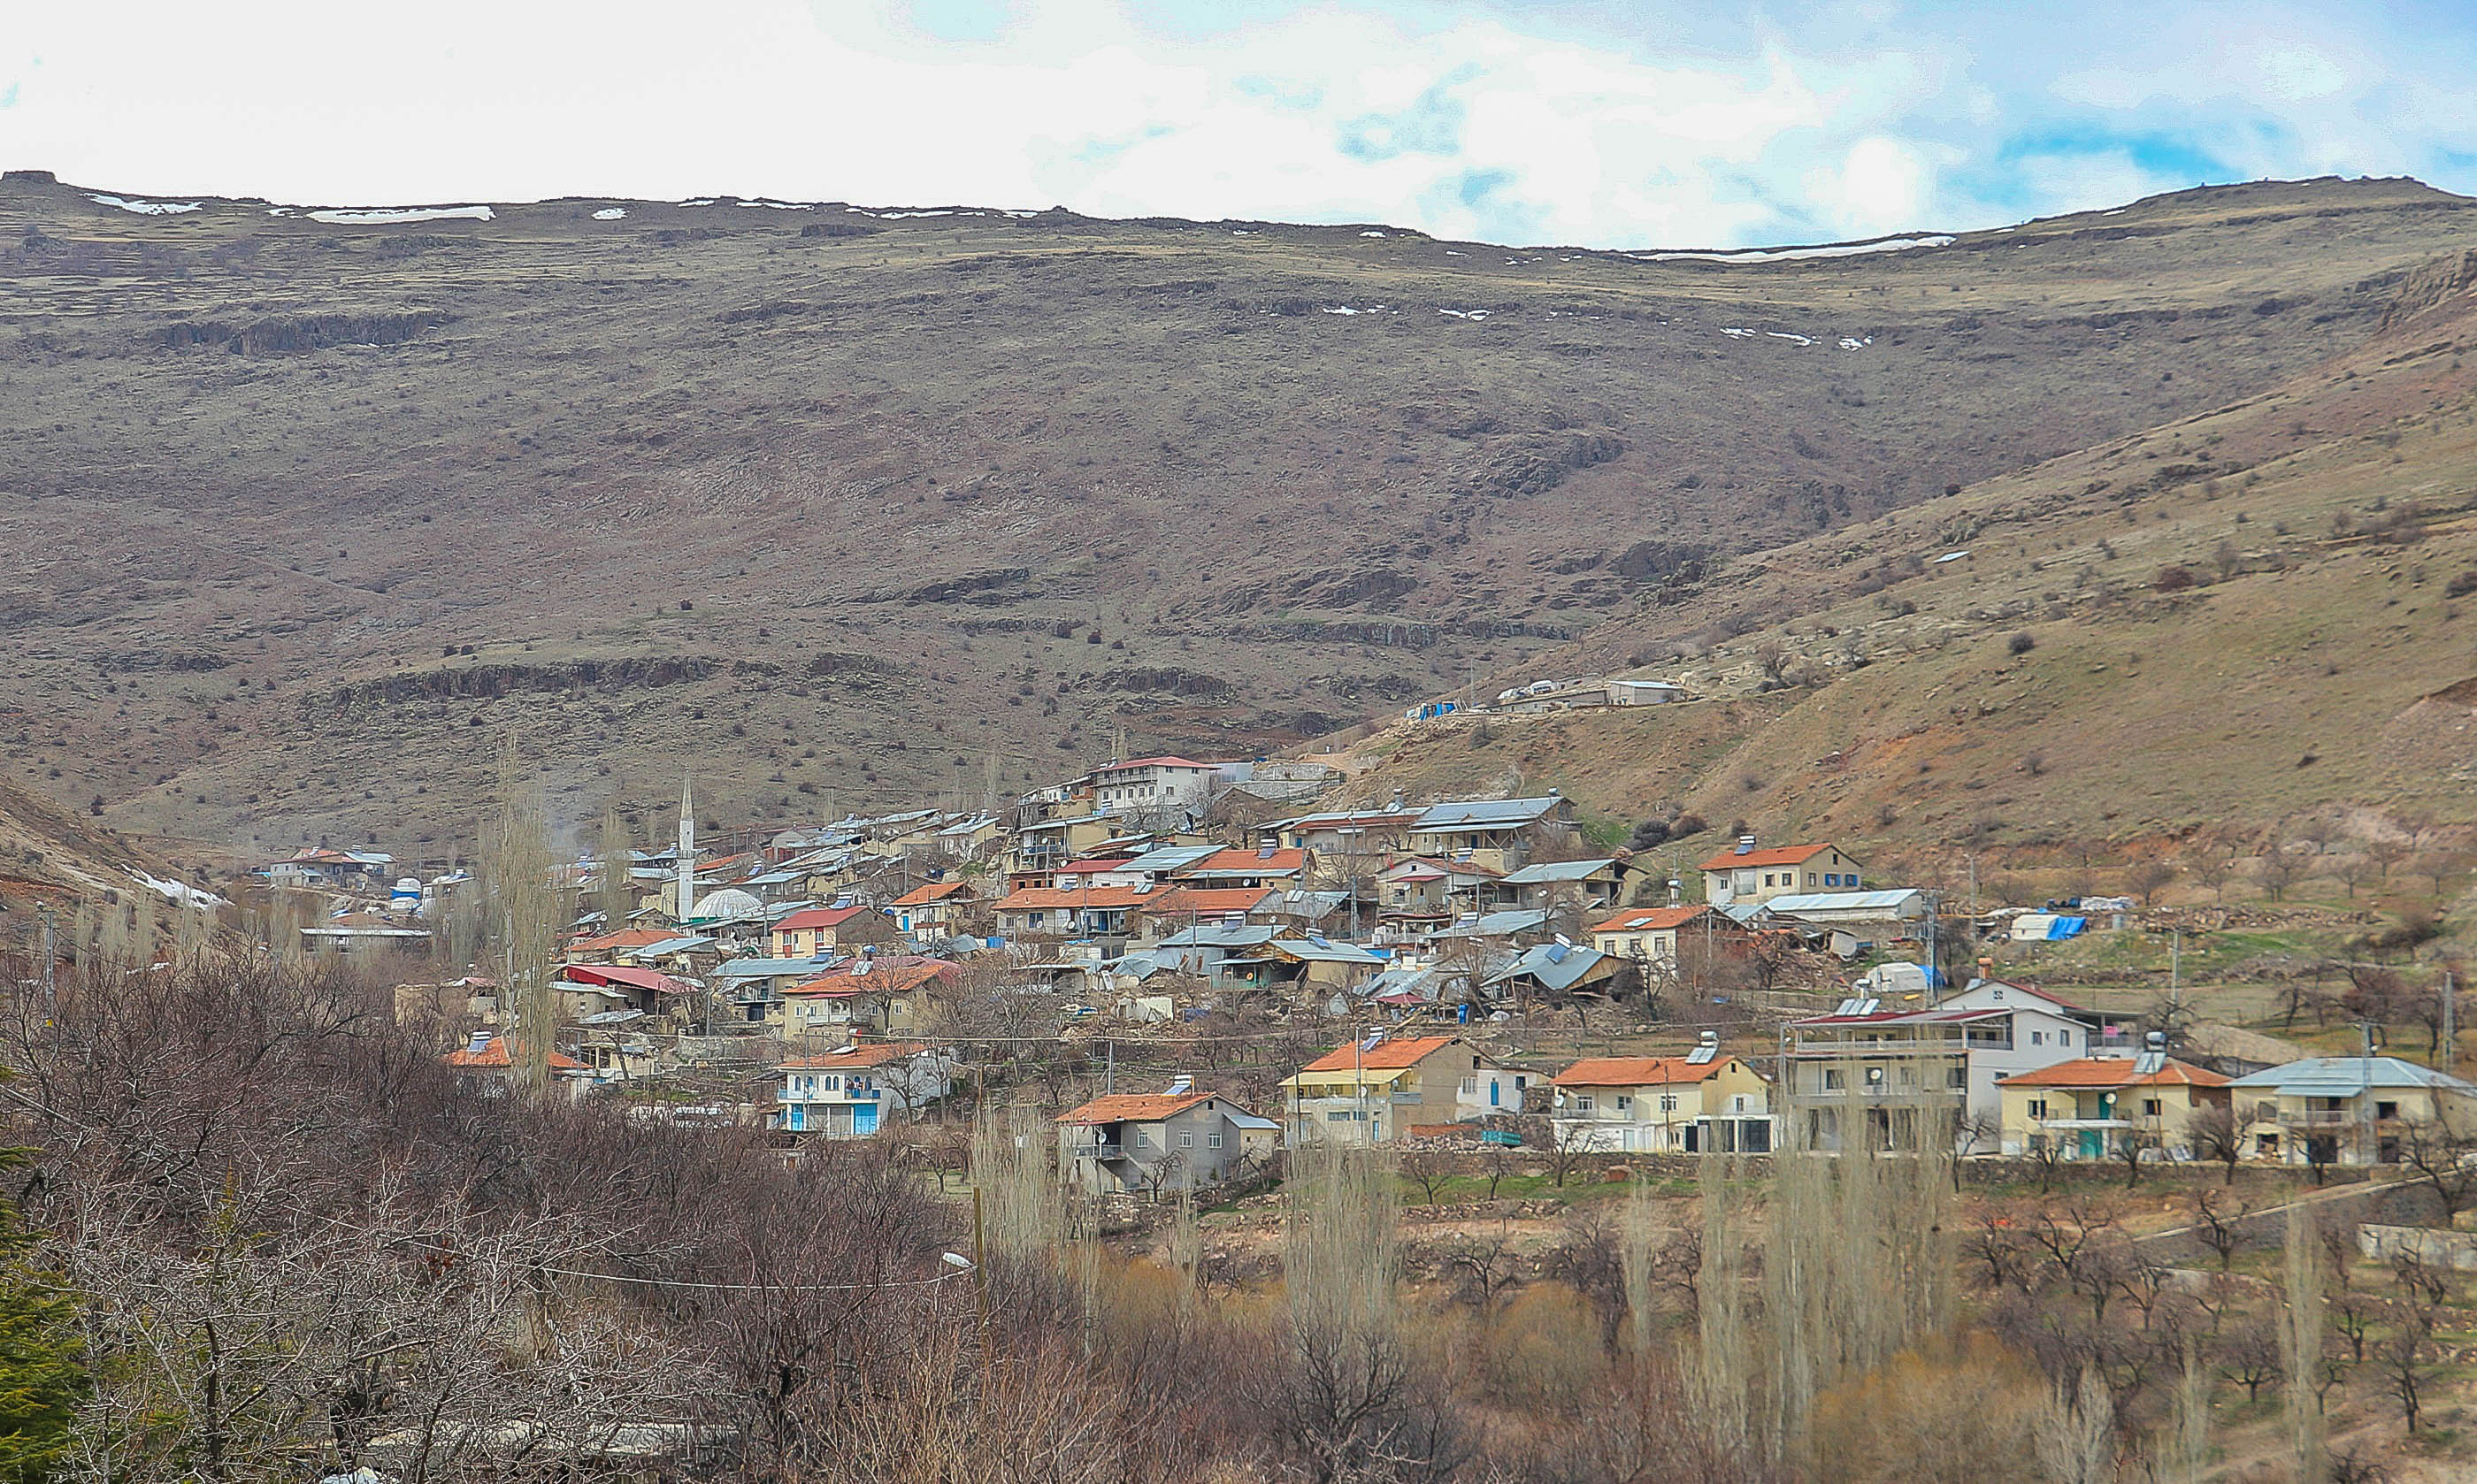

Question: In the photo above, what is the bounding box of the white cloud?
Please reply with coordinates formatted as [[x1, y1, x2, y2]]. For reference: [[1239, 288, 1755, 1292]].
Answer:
[[0, 0, 2470, 249]]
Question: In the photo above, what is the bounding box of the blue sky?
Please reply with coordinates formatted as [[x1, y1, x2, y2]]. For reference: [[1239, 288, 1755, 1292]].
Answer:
[[4, 1, 2473, 249]]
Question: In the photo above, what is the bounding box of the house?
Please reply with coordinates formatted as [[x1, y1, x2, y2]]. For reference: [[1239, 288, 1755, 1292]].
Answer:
[[1481, 943, 1622, 1001], [1376, 858, 1500, 921], [1588, 904, 1732, 967], [1144, 885, 1281, 931], [1054, 1087, 1280, 1195], [1406, 797, 1576, 874], [890, 881, 974, 937], [442, 1033, 584, 1094], [709, 955, 834, 1024], [552, 962, 694, 1020], [1149, 922, 1285, 981], [1699, 840, 1867, 907], [1606, 678, 1685, 706], [1551, 1044, 1775, 1152], [1280, 1035, 1511, 1146], [1089, 757, 1220, 820], [1277, 808, 1427, 873], [773, 1043, 956, 1137], [1484, 857, 1630, 914], [1782, 983, 2104, 1154], [1215, 935, 1387, 995], [779, 956, 959, 1042], [771, 905, 898, 960], [992, 884, 1151, 938], [264, 847, 395, 891], [1998, 1052, 2233, 1159], [298, 918, 433, 956], [1009, 812, 1117, 876], [2225, 1057, 2477, 1167], [1170, 846, 1310, 889]]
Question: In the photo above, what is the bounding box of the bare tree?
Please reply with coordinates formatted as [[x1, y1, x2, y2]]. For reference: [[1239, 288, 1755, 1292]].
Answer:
[[2371, 1297, 2437, 1434], [2187, 1103, 2244, 1187], [2188, 1187, 2249, 1270], [1397, 1146, 1459, 1207], [2390, 1111, 2477, 1225]]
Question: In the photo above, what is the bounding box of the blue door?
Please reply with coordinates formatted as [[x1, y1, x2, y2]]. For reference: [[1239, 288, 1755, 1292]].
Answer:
[[855, 1103, 879, 1136]]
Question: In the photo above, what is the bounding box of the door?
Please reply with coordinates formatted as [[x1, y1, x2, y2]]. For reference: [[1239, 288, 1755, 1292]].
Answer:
[[855, 1103, 879, 1136], [2077, 1128, 2104, 1159]]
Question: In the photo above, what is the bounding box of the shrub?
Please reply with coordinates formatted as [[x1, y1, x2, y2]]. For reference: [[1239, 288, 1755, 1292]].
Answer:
[[2005, 631, 2036, 655], [2152, 565, 2196, 593]]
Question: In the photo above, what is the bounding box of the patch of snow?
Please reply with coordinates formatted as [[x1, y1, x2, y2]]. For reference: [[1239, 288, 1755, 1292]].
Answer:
[[1444, 249, 1464, 256], [1438, 308, 1491, 320], [879, 209, 955, 219], [89, 193, 201, 216], [2101, 208, 2126, 216], [1934, 549, 1971, 562], [681, 198, 719, 208], [1322, 305, 1392, 315], [1648, 233, 1954, 264], [737, 198, 812, 210], [1359, 230, 1385, 238], [132, 869, 227, 911], [307, 205, 494, 225], [1720, 327, 1757, 338], [1767, 331, 1815, 347], [1837, 335, 1873, 351], [591, 207, 626, 220], [1232, 228, 1254, 235], [265, 207, 295, 217], [1003, 209, 1042, 218], [1993, 226, 2015, 233]]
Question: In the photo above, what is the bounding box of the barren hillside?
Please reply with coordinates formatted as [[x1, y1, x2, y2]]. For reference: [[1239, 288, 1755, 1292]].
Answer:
[[0, 169, 2470, 860]]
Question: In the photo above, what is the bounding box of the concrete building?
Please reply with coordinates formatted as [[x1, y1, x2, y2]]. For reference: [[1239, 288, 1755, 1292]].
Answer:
[[1699, 840, 1866, 907], [1054, 1088, 1280, 1194]]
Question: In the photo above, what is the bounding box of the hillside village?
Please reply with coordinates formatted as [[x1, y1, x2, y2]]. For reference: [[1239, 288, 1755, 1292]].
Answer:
[[240, 739, 2475, 1197]]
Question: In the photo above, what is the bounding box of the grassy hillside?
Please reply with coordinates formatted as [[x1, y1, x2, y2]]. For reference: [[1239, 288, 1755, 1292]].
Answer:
[[0, 170, 2471, 861], [1321, 235, 2477, 890]]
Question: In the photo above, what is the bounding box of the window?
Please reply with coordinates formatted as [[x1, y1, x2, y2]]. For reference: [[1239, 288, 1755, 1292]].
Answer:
[[1178, 1131, 1194, 1149], [1823, 873, 1840, 886], [1207, 1131, 1223, 1150], [1135, 1129, 1150, 1147], [2060, 1029, 2072, 1045], [2142, 1098, 2161, 1117], [2028, 1098, 2048, 1119], [2030, 1030, 2044, 1045], [1806, 873, 1817, 887], [2377, 1100, 2399, 1121], [1576, 1095, 1596, 1113], [1614, 1095, 1632, 1111], [1822, 1069, 1847, 1090], [1763, 873, 1777, 887], [1946, 1067, 1967, 1090], [1660, 1094, 1678, 1113], [1327, 1111, 1354, 1122]]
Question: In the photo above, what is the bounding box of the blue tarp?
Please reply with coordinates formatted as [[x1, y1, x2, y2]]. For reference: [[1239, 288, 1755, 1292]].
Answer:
[[2046, 916, 2087, 940]]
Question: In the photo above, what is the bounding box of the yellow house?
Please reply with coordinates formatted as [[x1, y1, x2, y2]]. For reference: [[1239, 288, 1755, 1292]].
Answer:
[[1280, 1035, 1510, 1147], [2224, 1056, 2477, 1167], [1587, 904, 1732, 966], [1549, 1049, 1774, 1152], [1996, 1055, 2233, 1159]]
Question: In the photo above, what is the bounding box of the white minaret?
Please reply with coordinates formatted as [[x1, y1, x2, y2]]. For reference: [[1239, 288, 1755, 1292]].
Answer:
[[676, 776, 695, 922]]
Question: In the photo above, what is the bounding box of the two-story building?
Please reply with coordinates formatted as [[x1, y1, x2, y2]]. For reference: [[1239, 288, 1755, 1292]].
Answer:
[[1406, 797, 1576, 874], [1699, 840, 1866, 907], [1550, 1042, 1775, 1152], [1279, 1035, 1512, 1146], [771, 905, 899, 960], [1586, 904, 1736, 967], [1088, 756, 1221, 820], [1054, 1086, 1281, 1194], [889, 881, 974, 937], [1484, 858, 1630, 915], [2224, 1057, 2477, 1167], [772, 1043, 957, 1137], [1997, 1052, 2234, 1159], [992, 884, 1149, 939]]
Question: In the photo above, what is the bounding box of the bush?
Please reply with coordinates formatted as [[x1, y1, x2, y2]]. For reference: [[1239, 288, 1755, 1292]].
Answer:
[[2005, 631, 2036, 655], [2152, 565, 2197, 593], [1669, 812, 1707, 839]]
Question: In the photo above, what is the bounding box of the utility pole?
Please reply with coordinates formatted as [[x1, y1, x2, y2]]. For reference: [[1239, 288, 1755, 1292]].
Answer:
[[2442, 969, 2458, 1075], [2356, 1020, 2380, 1167]]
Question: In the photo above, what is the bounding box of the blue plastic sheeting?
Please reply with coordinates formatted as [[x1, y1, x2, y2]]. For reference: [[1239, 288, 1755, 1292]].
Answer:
[[2047, 916, 2087, 940]]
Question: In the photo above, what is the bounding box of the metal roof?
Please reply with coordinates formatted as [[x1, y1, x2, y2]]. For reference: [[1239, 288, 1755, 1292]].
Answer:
[[710, 955, 834, 979], [1431, 909, 1550, 939], [2225, 1057, 2477, 1097], [1497, 858, 1619, 884], [1763, 889, 1924, 914], [1154, 923, 1281, 949], [1412, 797, 1566, 830], [1484, 943, 1611, 994]]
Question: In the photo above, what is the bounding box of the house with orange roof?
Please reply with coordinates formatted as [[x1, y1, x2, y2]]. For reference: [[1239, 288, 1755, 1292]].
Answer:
[[1699, 838, 1866, 907], [1143, 885, 1280, 929], [889, 880, 975, 937], [992, 884, 1153, 938], [1054, 1083, 1280, 1194], [1170, 846, 1310, 888], [563, 927, 679, 963], [771, 904, 898, 959], [1278, 1034, 1518, 1146], [780, 956, 960, 1040], [773, 1042, 956, 1137], [1550, 1040, 1775, 1153], [1588, 905, 1740, 967], [1998, 1052, 2235, 1159], [442, 1033, 585, 1095]]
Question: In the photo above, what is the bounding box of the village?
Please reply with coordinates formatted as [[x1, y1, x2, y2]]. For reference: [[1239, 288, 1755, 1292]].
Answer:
[[256, 743, 2477, 1202]]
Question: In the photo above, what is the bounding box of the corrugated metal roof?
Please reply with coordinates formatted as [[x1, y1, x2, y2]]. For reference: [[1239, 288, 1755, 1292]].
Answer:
[[1412, 797, 1565, 830], [1497, 858, 1618, 884], [2226, 1057, 2477, 1096], [1765, 889, 1923, 914], [1431, 909, 1550, 938], [1484, 944, 1612, 993]]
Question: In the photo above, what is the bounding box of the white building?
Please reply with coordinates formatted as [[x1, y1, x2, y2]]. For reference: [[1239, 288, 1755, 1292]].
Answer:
[[772, 1043, 955, 1137], [1090, 756, 1220, 816]]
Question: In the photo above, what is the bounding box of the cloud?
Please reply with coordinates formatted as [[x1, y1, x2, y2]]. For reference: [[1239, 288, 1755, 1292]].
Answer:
[[0, 0, 2470, 249]]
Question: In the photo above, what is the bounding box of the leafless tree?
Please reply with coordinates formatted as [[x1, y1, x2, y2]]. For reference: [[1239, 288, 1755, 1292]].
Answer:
[[1441, 1227, 1525, 1316], [2188, 1187, 2248, 1270], [2371, 1297, 2437, 1434], [2187, 1103, 2244, 1186], [2218, 1315, 2282, 1403], [1397, 1146, 1459, 1207], [2390, 1111, 2477, 1224]]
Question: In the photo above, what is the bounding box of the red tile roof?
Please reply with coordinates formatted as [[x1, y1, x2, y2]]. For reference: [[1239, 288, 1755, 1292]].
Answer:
[[566, 928, 676, 954], [775, 905, 876, 932], [785, 958, 960, 998], [782, 1042, 937, 1070], [1553, 1056, 1736, 1088], [1300, 1036, 1458, 1074], [1588, 905, 1714, 935], [445, 1037, 584, 1072], [1698, 843, 1842, 871], [891, 882, 970, 906], [993, 885, 1153, 911], [1055, 1090, 1216, 1123], [1148, 886, 1277, 916], [556, 963, 694, 996], [1999, 1057, 2231, 1090]]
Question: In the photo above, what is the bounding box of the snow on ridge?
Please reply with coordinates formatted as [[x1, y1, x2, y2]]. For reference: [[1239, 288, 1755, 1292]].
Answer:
[[307, 205, 495, 225], [592, 207, 626, 220], [878, 209, 955, 219], [1437, 308, 1491, 320], [1359, 230, 1385, 238], [132, 869, 227, 911], [1640, 233, 1954, 264], [90, 193, 201, 216], [737, 198, 813, 210]]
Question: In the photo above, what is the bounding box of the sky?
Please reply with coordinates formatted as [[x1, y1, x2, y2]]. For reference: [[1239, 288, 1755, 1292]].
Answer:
[[4, 1, 2474, 249]]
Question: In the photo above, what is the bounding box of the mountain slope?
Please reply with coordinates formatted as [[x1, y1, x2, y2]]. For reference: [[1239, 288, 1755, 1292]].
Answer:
[[0, 170, 2470, 859]]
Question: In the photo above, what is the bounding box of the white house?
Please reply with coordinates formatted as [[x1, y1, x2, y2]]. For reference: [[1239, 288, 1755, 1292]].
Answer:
[[1782, 981, 2107, 1154], [1090, 756, 1219, 817], [1699, 840, 1866, 906], [772, 1043, 955, 1137]]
